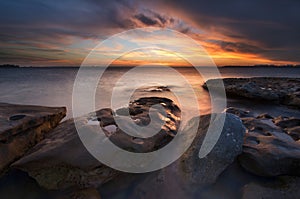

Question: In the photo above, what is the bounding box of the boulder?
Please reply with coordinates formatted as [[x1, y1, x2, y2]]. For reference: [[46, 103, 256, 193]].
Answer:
[[178, 113, 245, 186], [0, 103, 66, 174], [12, 97, 180, 190]]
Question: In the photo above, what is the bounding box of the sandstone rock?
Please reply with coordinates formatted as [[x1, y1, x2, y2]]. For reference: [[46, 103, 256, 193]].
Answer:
[[241, 131, 300, 176], [12, 97, 180, 190], [226, 107, 253, 118], [285, 91, 300, 107], [70, 188, 102, 199], [203, 77, 300, 108], [256, 113, 274, 119], [98, 113, 246, 199], [143, 86, 171, 92], [286, 126, 300, 141], [0, 103, 66, 174], [273, 117, 300, 129], [227, 107, 300, 177], [242, 176, 300, 199]]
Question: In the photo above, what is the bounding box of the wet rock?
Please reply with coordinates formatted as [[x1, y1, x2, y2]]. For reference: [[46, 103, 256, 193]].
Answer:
[[99, 97, 181, 153], [12, 97, 180, 190], [203, 77, 300, 108], [0, 103, 66, 174], [273, 117, 300, 129], [226, 107, 253, 118], [256, 113, 274, 119], [286, 126, 300, 141], [143, 86, 171, 92], [227, 107, 300, 177]]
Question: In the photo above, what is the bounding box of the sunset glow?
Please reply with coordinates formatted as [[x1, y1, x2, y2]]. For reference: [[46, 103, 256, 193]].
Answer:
[[0, 1, 299, 67]]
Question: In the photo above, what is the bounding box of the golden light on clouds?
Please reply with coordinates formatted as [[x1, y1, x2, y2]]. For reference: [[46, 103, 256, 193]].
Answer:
[[111, 49, 192, 66]]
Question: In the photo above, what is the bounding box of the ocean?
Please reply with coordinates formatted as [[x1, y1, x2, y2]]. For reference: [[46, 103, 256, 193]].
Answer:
[[1, 66, 300, 119]]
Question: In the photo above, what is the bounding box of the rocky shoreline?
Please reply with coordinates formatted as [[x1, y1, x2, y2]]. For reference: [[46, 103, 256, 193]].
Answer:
[[203, 77, 300, 109], [0, 77, 300, 199]]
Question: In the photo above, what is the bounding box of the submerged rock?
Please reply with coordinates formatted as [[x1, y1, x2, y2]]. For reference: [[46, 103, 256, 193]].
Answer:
[[203, 77, 300, 108], [0, 103, 66, 174], [12, 97, 180, 190], [227, 107, 300, 177]]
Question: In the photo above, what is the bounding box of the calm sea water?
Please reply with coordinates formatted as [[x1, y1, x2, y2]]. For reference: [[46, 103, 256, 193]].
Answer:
[[1, 67, 300, 119]]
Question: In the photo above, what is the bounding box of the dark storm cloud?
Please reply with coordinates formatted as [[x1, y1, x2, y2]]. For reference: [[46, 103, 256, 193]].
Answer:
[[210, 40, 262, 54], [0, 0, 191, 47], [159, 0, 300, 62], [0, 0, 299, 65], [134, 13, 159, 26], [0, 0, 146, 49], [0, 0, 140, 65]]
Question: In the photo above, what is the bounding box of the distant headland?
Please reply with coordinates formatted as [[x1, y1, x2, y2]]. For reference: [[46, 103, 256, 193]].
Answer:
[[1, 64, 300, 68], [0, 64, 20, 68], [220, 64, 300, 68]]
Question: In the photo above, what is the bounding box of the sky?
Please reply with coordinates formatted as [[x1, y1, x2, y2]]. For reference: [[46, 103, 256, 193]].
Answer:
[[0, 0, 299, 66]]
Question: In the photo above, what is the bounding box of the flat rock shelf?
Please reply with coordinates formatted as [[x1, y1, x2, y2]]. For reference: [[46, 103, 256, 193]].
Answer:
[[203, 77, 300, 109], [0, 103, 66, 174]]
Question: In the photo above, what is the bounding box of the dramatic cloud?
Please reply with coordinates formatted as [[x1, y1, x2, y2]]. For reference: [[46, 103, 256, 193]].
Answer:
[[0, 0, 299, 66], [134, 14, 159, 26], [155, 0, 300, 63]]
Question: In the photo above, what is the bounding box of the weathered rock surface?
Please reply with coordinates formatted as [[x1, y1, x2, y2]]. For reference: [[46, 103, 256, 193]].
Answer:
[[12, 97, 180, 190], [242, 176, 300, 199], [203, 77, 300, 108], [178, 113, 245, 186], [142, 85, 171, 92], [0, 103, 66, 174], [227, 107, 300, 177], [98, 113, 245, 199], [70, 188, 102, 199]]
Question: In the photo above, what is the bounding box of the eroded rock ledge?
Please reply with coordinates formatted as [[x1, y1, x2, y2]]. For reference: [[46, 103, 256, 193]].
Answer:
[[203, 77, 300, 108], [12, 97, 181, 190], [226, 107, 300, 177], [11, 97, 245, 197], [0, 103, 66, 174]]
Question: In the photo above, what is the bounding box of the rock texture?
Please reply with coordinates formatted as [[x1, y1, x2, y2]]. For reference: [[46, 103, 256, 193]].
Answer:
[[0, 103, 66, 174], [242, 176, 300, 199], [70, 188, 102, 199], [142, 86, 171, 92], [178, 113, 245, 186], [12, 97, 180, 190], [98, 113, 246, 199], [227, 107, 300, 177], [203, 77, 300, 108]]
